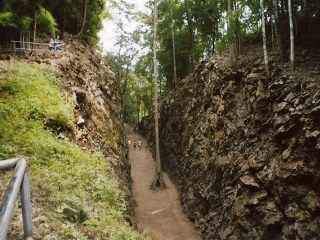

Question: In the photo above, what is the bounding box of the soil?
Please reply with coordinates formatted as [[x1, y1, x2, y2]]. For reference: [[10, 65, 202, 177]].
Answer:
[[126, 125, 201, 240]]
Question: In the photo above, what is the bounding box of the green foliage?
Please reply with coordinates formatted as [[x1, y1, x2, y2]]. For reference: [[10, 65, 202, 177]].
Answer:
[[146, 0, 226, 90], [0, 62, 146, 239], [36, 7, 57, 34], [133, 0, 320, 93], [0, 0, 109, 46], [0, 11, 16, 27], [123, 72, 153, 125], [82, 0, 107, 45], [17, 15, 33, 32]]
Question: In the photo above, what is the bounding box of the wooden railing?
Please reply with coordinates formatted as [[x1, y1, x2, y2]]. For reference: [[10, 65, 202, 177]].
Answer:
[[11, 41, 49, 52], [0, 157, 33, 240], [11, 41, 64, 51], [0, 40, 64, 54]]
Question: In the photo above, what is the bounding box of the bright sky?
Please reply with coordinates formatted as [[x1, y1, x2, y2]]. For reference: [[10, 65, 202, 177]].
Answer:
[[98, 0, 149, 53]]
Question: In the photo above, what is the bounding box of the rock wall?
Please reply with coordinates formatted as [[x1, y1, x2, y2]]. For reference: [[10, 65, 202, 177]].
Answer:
[[47, 37, 134, 224], [140, 45, 320, 239]]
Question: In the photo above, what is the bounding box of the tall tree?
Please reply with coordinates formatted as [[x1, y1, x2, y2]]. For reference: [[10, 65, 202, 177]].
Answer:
[[151, 0, 166, 190], [60, 0, 69, 38], [76, 0, 89, 37], [260, 0, 269, 75], [170, 0, 177, 87], [228, 0, 236, 63], [288, 0, 294, 72], [273, 0, 283, 56], [105, 0, 139, 119]]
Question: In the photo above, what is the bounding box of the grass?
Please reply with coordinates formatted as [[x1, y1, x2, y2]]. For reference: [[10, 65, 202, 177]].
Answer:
[[0, 62, 147, 239]]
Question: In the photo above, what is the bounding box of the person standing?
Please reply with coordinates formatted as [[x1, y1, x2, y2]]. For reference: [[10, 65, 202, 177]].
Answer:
[[128, 138, 131, 148], [48, 38, 54, 50], [138, 139, 142, 149], [48, 37, 54, 57], [53, 35, 60, 56]]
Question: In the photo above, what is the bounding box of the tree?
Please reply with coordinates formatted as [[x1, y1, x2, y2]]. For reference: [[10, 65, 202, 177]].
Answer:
[[134, 54, 154, 116], [228, 0, 237, 63], [150, 0, 166, 190], [260, 0, 269, 75], [104, 0, 141, 120], [170, 0, 177, 87], [76, 0, 89, 37], [273, 0, 283, 56], [288, 0, 294, 72], [35, 7, 57, 35], [0, 0, 56, 45], [155, 0, 216, 90], [0, 12, 16, 28], [0, 0, 108, 46]]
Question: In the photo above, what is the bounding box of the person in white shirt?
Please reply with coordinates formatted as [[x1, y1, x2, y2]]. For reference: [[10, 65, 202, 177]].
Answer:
[[138, 139, 142, 149]]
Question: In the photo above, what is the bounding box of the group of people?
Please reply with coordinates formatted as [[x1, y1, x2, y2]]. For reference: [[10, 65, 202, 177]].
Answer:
[[48, 35, 60, 56], [128, 138, 142, 150]]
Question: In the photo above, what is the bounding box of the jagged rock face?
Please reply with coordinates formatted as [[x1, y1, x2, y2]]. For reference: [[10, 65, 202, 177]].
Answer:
[[48, 38, 133, 223], [140, 47, 320, 239]]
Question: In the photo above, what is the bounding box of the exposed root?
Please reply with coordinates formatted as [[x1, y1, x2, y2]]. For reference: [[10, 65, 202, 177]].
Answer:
[[150, 171, 167, 190]]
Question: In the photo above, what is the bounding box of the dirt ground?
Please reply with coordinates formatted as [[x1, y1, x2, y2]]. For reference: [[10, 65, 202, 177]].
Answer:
[[126, 126, 201, 240]]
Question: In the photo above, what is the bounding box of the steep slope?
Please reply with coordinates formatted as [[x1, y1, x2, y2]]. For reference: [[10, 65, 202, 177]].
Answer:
[[50, 36, 133, 206], [140, 43, 320, 239], [0, 38, 143, 239]]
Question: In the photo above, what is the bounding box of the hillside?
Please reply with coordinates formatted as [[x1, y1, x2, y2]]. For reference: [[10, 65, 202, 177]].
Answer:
[[0, 38, 144, 239], [139, 42, 320, 239]]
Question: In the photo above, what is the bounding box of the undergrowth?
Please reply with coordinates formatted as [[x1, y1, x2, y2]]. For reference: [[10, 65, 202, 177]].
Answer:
[[0, 62, 147, 239]]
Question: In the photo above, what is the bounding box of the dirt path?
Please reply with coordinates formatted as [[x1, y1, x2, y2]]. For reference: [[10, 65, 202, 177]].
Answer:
[[127, 127, 201, 240]]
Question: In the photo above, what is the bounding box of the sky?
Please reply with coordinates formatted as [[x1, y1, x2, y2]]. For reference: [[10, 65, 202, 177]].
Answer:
[[98, 0, 149, 53]]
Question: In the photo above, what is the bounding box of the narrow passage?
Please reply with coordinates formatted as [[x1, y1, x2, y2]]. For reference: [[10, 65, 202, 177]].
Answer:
[[127, 127, 201, 240]]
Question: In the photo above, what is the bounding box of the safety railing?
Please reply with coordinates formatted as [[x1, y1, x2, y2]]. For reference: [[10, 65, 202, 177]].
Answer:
[[0, 40, 65, 54], [11, 41, 48, 52], [0, 157, 33, 240]]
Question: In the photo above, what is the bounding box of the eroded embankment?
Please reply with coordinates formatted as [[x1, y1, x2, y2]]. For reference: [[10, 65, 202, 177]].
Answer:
[[140, 44, 320, 239], [0, 38, 140, 239], [50, 37, 135, 224]]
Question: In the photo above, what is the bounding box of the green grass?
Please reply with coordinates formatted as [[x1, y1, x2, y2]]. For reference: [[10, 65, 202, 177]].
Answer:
[[0, 62, 147, 239]]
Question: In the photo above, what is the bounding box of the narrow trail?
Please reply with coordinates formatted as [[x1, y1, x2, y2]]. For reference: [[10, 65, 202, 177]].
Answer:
[[126, 126, 201, 240]]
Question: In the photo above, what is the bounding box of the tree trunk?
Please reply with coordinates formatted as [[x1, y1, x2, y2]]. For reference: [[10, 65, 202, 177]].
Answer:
[[234, 2, 241, 56], [260, 0, 269, 76], [280, 0, 285, 15], [288, 0, 294, 72], [62, 4, 67, 39], [186, 15, 194, 73], [271, 15, 275, 52], [137, 99, 140, 125], [170, 0, 177, 88], [23, 33, 26, 48], [76, 0, 89, 37], [28, 31, 31, 49], [213, 17, 220, 53], [228, 0, 236, 63], [150, 0, 166, 190], [33, 12, 37, 44], [117, 53, 124, 114], [273, 0, 283, 56]]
